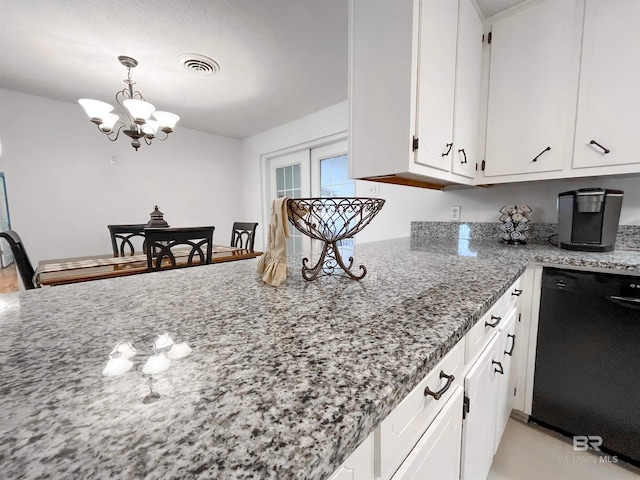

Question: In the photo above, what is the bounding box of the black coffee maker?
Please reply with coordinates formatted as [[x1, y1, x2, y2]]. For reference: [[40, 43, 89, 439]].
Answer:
[[557, 188, 623, 252]]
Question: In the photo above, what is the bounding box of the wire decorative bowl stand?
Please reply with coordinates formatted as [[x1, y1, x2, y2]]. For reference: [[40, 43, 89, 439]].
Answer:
[[286, 197, 386, 280]]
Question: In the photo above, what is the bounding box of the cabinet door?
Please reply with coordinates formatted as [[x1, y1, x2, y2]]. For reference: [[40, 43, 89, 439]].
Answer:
[[327, 433, 375, 480], [482, 0, 581, 178], [414, 0, 459, 171], [391, 387, 464, 480], [452, 0, 483, 179], [380, 340, 464, 480], [461, 334, 500, 480], [349, 0, 418, 180], [494, 306, 518, 454], [572, 0, 640, 169]]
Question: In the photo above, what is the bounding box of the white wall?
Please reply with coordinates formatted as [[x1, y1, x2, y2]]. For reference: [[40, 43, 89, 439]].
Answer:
[[242, 100, 640, 250], [0, 89, 243, 264], [419, 176, 640, 225], [241, 101, 439, 248]]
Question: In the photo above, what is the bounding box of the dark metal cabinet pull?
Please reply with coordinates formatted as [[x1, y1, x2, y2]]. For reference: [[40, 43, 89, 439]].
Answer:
[[512, 289, 523, 297], [589, 140, 610, 154], [424, 370, 455, 400], [442, 142, 453, 157], [458, 148, 467, 164], [485, 315, 501, 328], [505, 334, 516, 356], [492, 360, 504, 375], [531, 146, 551, 162]]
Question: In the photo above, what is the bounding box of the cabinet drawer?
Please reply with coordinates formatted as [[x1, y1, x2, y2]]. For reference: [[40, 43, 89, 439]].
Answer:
[[390, 386, 463, 480], [379, 338, 465, 480], [465, 301, 503, 365], [465, 276, 523, 364], [502, 275, 523, 313]]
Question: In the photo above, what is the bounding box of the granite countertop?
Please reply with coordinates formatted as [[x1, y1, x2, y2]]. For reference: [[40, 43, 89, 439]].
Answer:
[[1, 233, 639, 479]]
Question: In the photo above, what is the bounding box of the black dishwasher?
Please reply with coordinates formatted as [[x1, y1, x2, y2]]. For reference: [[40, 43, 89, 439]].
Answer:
[[532, 267, 640, 465]]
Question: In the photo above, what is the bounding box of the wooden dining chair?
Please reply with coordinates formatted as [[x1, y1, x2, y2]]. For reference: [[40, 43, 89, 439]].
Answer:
[[145, 226, 215, 271], [0, 230, 36, 289], [108, 224, 147, 257], [230, 222, 258, 251]]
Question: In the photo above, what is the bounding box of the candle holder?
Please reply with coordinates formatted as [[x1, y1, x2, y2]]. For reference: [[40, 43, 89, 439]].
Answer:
[[286, 197, 385, 280]]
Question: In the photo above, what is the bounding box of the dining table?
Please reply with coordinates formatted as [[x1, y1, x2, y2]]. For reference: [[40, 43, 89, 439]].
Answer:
[[35, 245, 263, 287]]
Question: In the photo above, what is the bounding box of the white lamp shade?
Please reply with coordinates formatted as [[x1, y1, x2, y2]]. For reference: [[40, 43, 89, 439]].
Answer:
[[123, 99, 155, 122], [153, 111, 180, 130], [99, 113, 120, 132], [142, 120, 160, 137], [78, 99, 114, 121]]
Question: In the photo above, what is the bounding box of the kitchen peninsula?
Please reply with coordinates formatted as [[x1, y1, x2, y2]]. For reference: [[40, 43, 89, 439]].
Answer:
[[2, 228, 640, 479]]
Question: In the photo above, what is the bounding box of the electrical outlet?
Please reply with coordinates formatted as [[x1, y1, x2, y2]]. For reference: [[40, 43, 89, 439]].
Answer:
[[110, 155, 117, 165], [369, 182, 380, 197], [451, 205, 461, 222]]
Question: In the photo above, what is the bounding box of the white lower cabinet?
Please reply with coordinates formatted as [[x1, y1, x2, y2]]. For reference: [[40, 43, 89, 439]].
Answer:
[[461, 334, 501, 480], [328, 276, 528, 480], [391, 387, 464, 480], [327, 433, 375, 480], [379, 339, 465, 480], [494, 307, 518, 454], [460, 280, 524, 480]]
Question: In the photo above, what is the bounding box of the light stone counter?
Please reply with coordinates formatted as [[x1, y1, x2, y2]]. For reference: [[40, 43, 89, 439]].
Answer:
[[1, 233, 639, 479]]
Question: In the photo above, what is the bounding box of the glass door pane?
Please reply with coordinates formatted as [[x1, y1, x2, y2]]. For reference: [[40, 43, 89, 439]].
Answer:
[[310, 140, 355, 268], [269, 150, 310, 256]]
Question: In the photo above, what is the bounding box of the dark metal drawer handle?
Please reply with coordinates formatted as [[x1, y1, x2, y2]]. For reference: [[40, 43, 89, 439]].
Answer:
[[505, 334, 516, 356], [441, 142, 453, 157], [492, 360, 504, 375], [485, 315, 501, 328], [511, 289, 523, 297], [531, 146, 551, 162], [458, 148, 467, 164], [589, 140, 610, 154], [424, 370, 455, 400]]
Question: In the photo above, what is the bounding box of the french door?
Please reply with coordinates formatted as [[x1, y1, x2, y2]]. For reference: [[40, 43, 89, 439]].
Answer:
[[309, 141, 355, 262], [269, 149, 310, 255], [267, 139, 351, 257]]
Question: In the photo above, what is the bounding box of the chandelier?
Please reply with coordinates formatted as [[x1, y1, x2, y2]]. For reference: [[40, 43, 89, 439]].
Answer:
[[78, 56, 179, 151]]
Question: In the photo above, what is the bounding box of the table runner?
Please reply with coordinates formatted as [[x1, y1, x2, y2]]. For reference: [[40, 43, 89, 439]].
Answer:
[[34, 246, 241, 285]]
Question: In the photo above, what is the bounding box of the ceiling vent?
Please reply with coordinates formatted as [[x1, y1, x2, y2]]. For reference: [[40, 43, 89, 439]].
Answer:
[[178, 54, 220, 76]]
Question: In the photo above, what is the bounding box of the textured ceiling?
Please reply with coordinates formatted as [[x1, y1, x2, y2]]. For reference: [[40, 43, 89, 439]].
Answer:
[[0, 0, 348, 139], [0, 0, 523, 140]]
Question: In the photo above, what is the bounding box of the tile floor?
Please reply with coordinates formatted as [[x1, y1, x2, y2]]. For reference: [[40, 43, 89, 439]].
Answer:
[[488, 418, 640, 480]]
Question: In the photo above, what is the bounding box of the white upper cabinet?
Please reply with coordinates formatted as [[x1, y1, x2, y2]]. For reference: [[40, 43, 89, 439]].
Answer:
[[572, 0, 640, 171], [415, 0, 459, 172], [349, 0, 481, 189], [452, 0, 484, 179], [349, 0, 418, 183], [352, 0, 640, 189], [481, 0, 583, 180]]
